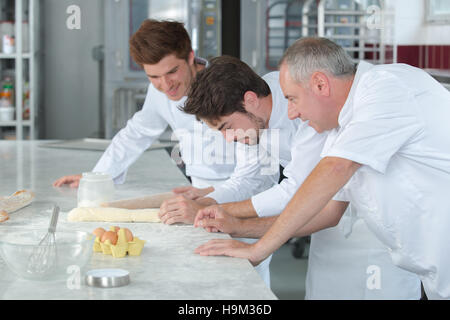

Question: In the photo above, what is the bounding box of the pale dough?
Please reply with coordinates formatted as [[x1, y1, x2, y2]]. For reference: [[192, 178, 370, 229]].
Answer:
[[67, 207, 161, 223]]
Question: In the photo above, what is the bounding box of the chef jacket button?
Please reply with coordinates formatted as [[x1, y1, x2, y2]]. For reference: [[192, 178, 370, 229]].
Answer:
[[387, 247, 393, 252], [428, 272, 435, 280]]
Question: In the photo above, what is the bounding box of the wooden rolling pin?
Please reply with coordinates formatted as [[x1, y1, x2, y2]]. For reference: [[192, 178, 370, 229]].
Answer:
[[100, 192, 175, 209]]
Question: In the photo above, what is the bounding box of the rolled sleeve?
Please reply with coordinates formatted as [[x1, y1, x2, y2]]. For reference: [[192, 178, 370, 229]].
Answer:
[[208, 143, 279, 203], [252, 123, 326, 217], [251, 182, 293, 217]]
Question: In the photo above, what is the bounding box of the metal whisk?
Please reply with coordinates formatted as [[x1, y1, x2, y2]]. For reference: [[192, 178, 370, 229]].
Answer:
[[27, 205, 60, 274]]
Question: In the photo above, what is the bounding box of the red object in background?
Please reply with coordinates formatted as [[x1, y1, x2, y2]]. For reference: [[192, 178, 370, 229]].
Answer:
[[397, 45, 450, 70]]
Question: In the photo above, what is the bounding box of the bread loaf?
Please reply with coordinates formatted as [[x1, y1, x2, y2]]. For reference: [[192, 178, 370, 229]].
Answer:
[[0, 210, 9, 223], [0, 190, 34, 213]]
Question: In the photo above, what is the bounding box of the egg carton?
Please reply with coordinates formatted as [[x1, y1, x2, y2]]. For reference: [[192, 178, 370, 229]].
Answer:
[[93, 226, 146, 258]]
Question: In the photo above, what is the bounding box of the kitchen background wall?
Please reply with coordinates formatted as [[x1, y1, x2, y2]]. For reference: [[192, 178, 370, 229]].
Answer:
[[392, 0, 450, 69], [39, 0, 449, 138], [41, 0, 103, 139]]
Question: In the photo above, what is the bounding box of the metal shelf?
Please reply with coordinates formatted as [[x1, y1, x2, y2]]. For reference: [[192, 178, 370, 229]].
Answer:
[[344, 47, 382, 52], [324, 10, 367, 15], [0, 121, 31, 127], [0, 0, 39, 141], [324, 23, 367, 28], [265, 0, 306, 70], [327, 34, 381, 40], [0, 53, 32, 59], [265, 0, 392, 71]]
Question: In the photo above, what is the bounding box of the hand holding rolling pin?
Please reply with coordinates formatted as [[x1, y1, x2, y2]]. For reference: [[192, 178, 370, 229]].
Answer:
[[193, 205, 242, 236], [159, 195, 207, 225]]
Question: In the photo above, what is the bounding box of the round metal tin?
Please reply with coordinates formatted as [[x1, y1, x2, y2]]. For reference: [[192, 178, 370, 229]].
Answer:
[[85, 268, 130, 288]]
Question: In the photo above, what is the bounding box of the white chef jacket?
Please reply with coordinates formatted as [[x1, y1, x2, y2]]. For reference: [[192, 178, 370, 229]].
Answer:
[[321, 61, 450, 299], [251, 124, 328, 216], [93, 58, 275, 203]]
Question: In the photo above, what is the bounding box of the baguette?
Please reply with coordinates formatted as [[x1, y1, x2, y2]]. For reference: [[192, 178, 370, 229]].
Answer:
[[0, 190, 35, 213], [0, 210, 9, 223]]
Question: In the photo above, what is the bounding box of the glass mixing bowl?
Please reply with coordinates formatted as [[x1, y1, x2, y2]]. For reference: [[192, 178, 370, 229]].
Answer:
[[0, 227, 94, 281]]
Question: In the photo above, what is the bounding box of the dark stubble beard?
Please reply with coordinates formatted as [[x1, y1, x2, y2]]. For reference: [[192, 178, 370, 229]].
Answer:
[[245, 112, 266, 144]]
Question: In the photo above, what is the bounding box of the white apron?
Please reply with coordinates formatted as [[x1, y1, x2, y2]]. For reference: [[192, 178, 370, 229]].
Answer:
[[305, 207, 421, 299]]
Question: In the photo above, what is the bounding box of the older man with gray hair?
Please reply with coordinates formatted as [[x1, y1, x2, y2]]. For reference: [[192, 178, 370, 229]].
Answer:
[[194, 37, 450, 299]]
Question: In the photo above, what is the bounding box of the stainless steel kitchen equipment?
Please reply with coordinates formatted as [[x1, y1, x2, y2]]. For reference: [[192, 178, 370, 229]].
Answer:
[[241, 0, 396, 76], [85, 268, 131, 288]]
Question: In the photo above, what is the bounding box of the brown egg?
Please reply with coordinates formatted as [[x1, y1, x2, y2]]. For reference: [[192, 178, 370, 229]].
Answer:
[[101, 231, 118, 245], [92, 227, 106, 238], [112, 226, 120, 232], [122, 228, 133, 242]]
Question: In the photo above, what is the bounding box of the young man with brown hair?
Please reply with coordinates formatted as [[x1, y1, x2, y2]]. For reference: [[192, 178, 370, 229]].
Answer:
[[53, 19, 275, 222]]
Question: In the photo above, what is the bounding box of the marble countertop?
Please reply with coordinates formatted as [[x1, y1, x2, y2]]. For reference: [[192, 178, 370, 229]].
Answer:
[[0, 141, 276, 300]]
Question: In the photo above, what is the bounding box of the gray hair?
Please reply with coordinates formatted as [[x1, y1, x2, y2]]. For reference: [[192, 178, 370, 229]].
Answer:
[[280, 37, 356, 83]]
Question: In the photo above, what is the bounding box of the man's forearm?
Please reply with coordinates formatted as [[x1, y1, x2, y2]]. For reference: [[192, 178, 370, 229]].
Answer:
[[197, 197, 218, 206], [221, 199, 258, 218], [253, 157, 361, 260], [231, 199, 349, 238], [292, 200, 348, 237], [232, 216, 277, 238]]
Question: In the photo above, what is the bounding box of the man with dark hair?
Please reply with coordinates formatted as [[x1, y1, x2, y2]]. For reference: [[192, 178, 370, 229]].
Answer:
[[184, 55, 270, 124], [156, 56, 325, 283], [159, 55, 326, 290]]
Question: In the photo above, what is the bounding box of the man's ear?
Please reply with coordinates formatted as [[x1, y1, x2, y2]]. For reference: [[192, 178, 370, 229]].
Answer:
[[243, 91, 259, 112], [188, 50, 195, 66], [310, 72, 330, 97]]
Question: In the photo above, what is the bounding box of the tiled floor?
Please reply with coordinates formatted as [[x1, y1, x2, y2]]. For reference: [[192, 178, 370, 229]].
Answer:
[[270, 241, 310, 300]]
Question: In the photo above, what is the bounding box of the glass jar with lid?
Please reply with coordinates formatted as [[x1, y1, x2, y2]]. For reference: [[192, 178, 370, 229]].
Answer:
[[77, 172, 115, 208]]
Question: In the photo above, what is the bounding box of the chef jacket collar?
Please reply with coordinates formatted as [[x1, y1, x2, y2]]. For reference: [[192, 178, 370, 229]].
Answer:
[[337, 60, 374, 128], [195, 56, 209, 68]]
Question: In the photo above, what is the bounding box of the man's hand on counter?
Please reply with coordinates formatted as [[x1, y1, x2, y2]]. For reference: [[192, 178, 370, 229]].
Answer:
[[53, 174, 82, 188], [193, 205, 242, 236], [193, 206, 269, 266], [159, 195, 207, 225], [194, 238, 264, 267], [172, 185, 214, 200]]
